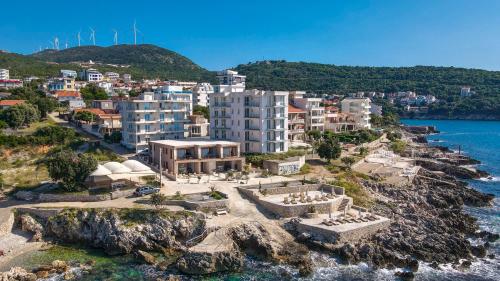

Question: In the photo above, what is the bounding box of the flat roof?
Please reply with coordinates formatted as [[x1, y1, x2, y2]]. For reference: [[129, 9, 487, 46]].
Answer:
[[150, 139, 239, 147]]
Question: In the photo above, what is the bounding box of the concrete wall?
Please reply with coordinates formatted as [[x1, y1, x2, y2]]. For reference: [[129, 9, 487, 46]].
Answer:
[[15, 208, 63, 220], [295, 219, 391, 244], [263, 156, 306, 175], [243, 182, 344, 196], [162, 192, 230, 212], [38, 193, 111, 202]]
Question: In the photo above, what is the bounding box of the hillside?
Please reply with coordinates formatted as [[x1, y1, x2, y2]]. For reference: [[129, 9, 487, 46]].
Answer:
[[235, 61, 500, 119], [0, 44, 215, 82]]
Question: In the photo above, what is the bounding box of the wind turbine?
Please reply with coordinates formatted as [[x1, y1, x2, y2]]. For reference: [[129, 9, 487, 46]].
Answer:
[[77, 31, 81, 47], [65, 39, 68, 49], [113, 29, 118, 45], [89, 27, 96, 46], [48, 40, 55, 49], [54, 37, 59, 50], [133, 21, 139, 45]]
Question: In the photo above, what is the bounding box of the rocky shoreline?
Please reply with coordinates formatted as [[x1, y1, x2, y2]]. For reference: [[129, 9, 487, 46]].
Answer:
[[1, 130, 498, 280], [286, 130, 498, 279]]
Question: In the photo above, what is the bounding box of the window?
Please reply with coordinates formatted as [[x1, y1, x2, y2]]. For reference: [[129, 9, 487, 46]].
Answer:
[[160, 113, 165, 121]]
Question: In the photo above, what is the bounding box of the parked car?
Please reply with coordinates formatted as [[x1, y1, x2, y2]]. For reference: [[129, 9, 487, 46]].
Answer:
[[133, 186, 160, 197]]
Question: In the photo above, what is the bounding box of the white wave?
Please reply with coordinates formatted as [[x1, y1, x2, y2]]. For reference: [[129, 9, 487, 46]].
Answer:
[[479, 176, 500, 182]]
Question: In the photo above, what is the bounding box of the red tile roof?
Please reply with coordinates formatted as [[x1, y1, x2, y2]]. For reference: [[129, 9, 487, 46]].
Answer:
[[0, 99, 25, 106], [55, 91, 81, 98], [288, 104, 306, 113]]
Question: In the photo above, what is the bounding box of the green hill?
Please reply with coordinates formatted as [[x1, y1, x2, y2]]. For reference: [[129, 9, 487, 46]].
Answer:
[[235, 61, 500, 119], [0, 44, 215, 82]]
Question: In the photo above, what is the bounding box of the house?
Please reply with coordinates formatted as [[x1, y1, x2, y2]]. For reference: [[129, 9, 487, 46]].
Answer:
[[60, 70, 77, 79], [192, 82, 213, 107], [0, 79, 23, 89], [324, 108, 358, 132], [148, 139, 244, 180], [340, 98, 371, 130], [184, 115, 209, 138], [91, 100, 117, 113], [0, 69, 10, 80], [288, 104, 306, 142], [53, 91, 85, 109], [79, 68, 103, 82], [48, 78, 75, 91], [104, 72, 120, 81], [289, 91, 325, 132], [0, 99, 25, 110]]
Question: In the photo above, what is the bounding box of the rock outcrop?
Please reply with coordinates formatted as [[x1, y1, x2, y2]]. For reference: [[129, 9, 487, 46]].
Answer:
[[176, 242, 244, 275], [18, 208, 206, 255]]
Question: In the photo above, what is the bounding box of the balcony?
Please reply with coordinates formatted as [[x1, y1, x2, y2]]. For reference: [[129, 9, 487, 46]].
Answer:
[[268, 102, 286, 107], [289, 118, 305, 124], [244, 126, 260, 131], [213, 102, 230, 108], [244, 113, 260, 118], [244, 101, 260, 107], [289, 128, 305, 134], [245, 137, 261, 142]]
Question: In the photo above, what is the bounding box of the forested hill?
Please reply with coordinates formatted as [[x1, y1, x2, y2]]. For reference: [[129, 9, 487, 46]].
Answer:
[[1, 44, 215, 82], [235, 61, 500, 119]]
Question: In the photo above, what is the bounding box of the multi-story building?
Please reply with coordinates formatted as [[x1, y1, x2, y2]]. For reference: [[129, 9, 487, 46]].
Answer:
[[104, 72, 120, 81], [120, 88, 192, 152], [48, 77, 75, 91], [60, 69, 77, 79], [324, 107, 358, 132], [0, 79, 23, 89], [148, 139, 244, 180], [184, 115, 209, 138], [91, 100, 117, 113], [288, 104, 306, 142], [0, 69, 10, 80], [79, 68, 103, 82], [289, 91, 325, 132], [340, 98, 371, 130], [192, 82, 213, 107], [211, 89, 289, 153]]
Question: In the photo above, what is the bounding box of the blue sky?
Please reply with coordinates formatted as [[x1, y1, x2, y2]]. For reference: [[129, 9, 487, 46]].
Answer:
[[1, 0, 499, 71]]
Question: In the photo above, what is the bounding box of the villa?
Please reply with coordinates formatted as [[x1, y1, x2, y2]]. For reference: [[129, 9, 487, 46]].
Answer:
[[148, 139, 245, 180]]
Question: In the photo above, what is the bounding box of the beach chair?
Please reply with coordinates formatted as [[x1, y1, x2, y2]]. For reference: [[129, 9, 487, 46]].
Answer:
[[283, 197, 290, 204], [306, 196, 312, 203], [291, 198, 297, 204], [216, 208, 228, 216], [314, 194, 321, 201]]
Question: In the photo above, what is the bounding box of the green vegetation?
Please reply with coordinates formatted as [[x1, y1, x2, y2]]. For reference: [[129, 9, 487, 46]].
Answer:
[[317, 138, 341, 163], [45, 150, 98, 191], [84, 147, 125, 162], [80, 84, 108, 103], [73, 110, 97, 123], [193, 105, 209, 120], [150, 193, 167, 209], [333, 129, 380, 144], [245, 148, 307, 168], [330, 174, 373, 207], [30, 45, 215, 82], [370, 112, 400, 128], [103, 131, 122, 144], [299, 163, 312, 174], [0, 103, 40, 129], [235, 61, 500, 118], [209, 191, 225, 200], [390, 140, 407, 154], [3, 84, 60, 118], [341, 156, 356, 170]]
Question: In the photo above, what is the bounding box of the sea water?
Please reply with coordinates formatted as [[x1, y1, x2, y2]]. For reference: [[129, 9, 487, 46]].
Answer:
[[4, 120, 499, 280]]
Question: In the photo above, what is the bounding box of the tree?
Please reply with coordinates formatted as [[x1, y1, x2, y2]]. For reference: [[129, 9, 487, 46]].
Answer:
[[307, 130, 322, 141], [32, 97, 58, 118], [80, 84, 108, 102], [45, 150, 98, 191], [317, 138, 341, 163], [150, 193, 167, 209], [0, 103, 40, 129], [74, 111, 97, 123], [33, 126, 76, 144], [358, 147, 368, 156], [341, 157, 356, 170], [193, 105, 209, 120]]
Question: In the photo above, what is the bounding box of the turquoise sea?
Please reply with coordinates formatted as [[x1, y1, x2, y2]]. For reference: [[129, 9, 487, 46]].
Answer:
[[3, 120, 499, 280]]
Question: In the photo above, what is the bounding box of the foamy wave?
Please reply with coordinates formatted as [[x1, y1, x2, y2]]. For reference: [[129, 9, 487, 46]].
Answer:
[[479, 176, 500, 182]]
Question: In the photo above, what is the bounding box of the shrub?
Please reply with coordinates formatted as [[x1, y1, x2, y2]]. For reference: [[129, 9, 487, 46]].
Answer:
[[390, 140, 407, 154], [299, 163, 312, 174]]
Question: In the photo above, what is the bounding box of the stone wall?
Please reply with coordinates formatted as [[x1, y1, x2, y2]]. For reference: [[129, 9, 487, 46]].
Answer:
[[38, 193, 111, 202], [110, 189, 136, 200], [163, 192, 230, 212], [243, 182, 344, 196], [0, 212, 14, 237], [15, 208, 63, 220], [263, 156, 306, 175], [295, 219, 391, 244]]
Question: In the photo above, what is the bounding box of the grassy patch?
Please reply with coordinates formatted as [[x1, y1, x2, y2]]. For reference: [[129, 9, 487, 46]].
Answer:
[[85, 147, 125, 163], [330, 173, 374, 208], [245, 148, 308, 168], [15, 119, 56, 135], [298, 163, 312, 175]]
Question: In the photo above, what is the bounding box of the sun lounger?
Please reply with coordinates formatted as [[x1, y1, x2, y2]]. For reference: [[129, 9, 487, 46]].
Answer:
[[306, 196, 312, 203], [283, 197, 289, 204], [216, 209, 228, 216]]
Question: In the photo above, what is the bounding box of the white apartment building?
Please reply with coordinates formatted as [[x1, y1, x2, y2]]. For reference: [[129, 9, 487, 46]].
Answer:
[[104, 72, 120, 81], [192, 82, 213, 107], [289, 91, 325, 132], [210, 89, 289, 154], [0, 69, 9, 80], [60, 69, 77, 78], [340, 98, 372, 129], [79, 68, 103, 82], [120, 87, 192, 152]]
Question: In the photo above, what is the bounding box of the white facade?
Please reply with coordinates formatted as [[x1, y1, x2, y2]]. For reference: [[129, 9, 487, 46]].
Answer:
[[80, 68, 103, 82], [104, 72, 120, 81], [192, 82, 213, 107], [210, 89, 289, 153], [0, 69, 9, 80], [60, 69, 77, 78], [289, 91, 325, 131], [120, 88, 192, 152], [341, 98, 371, 129]]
